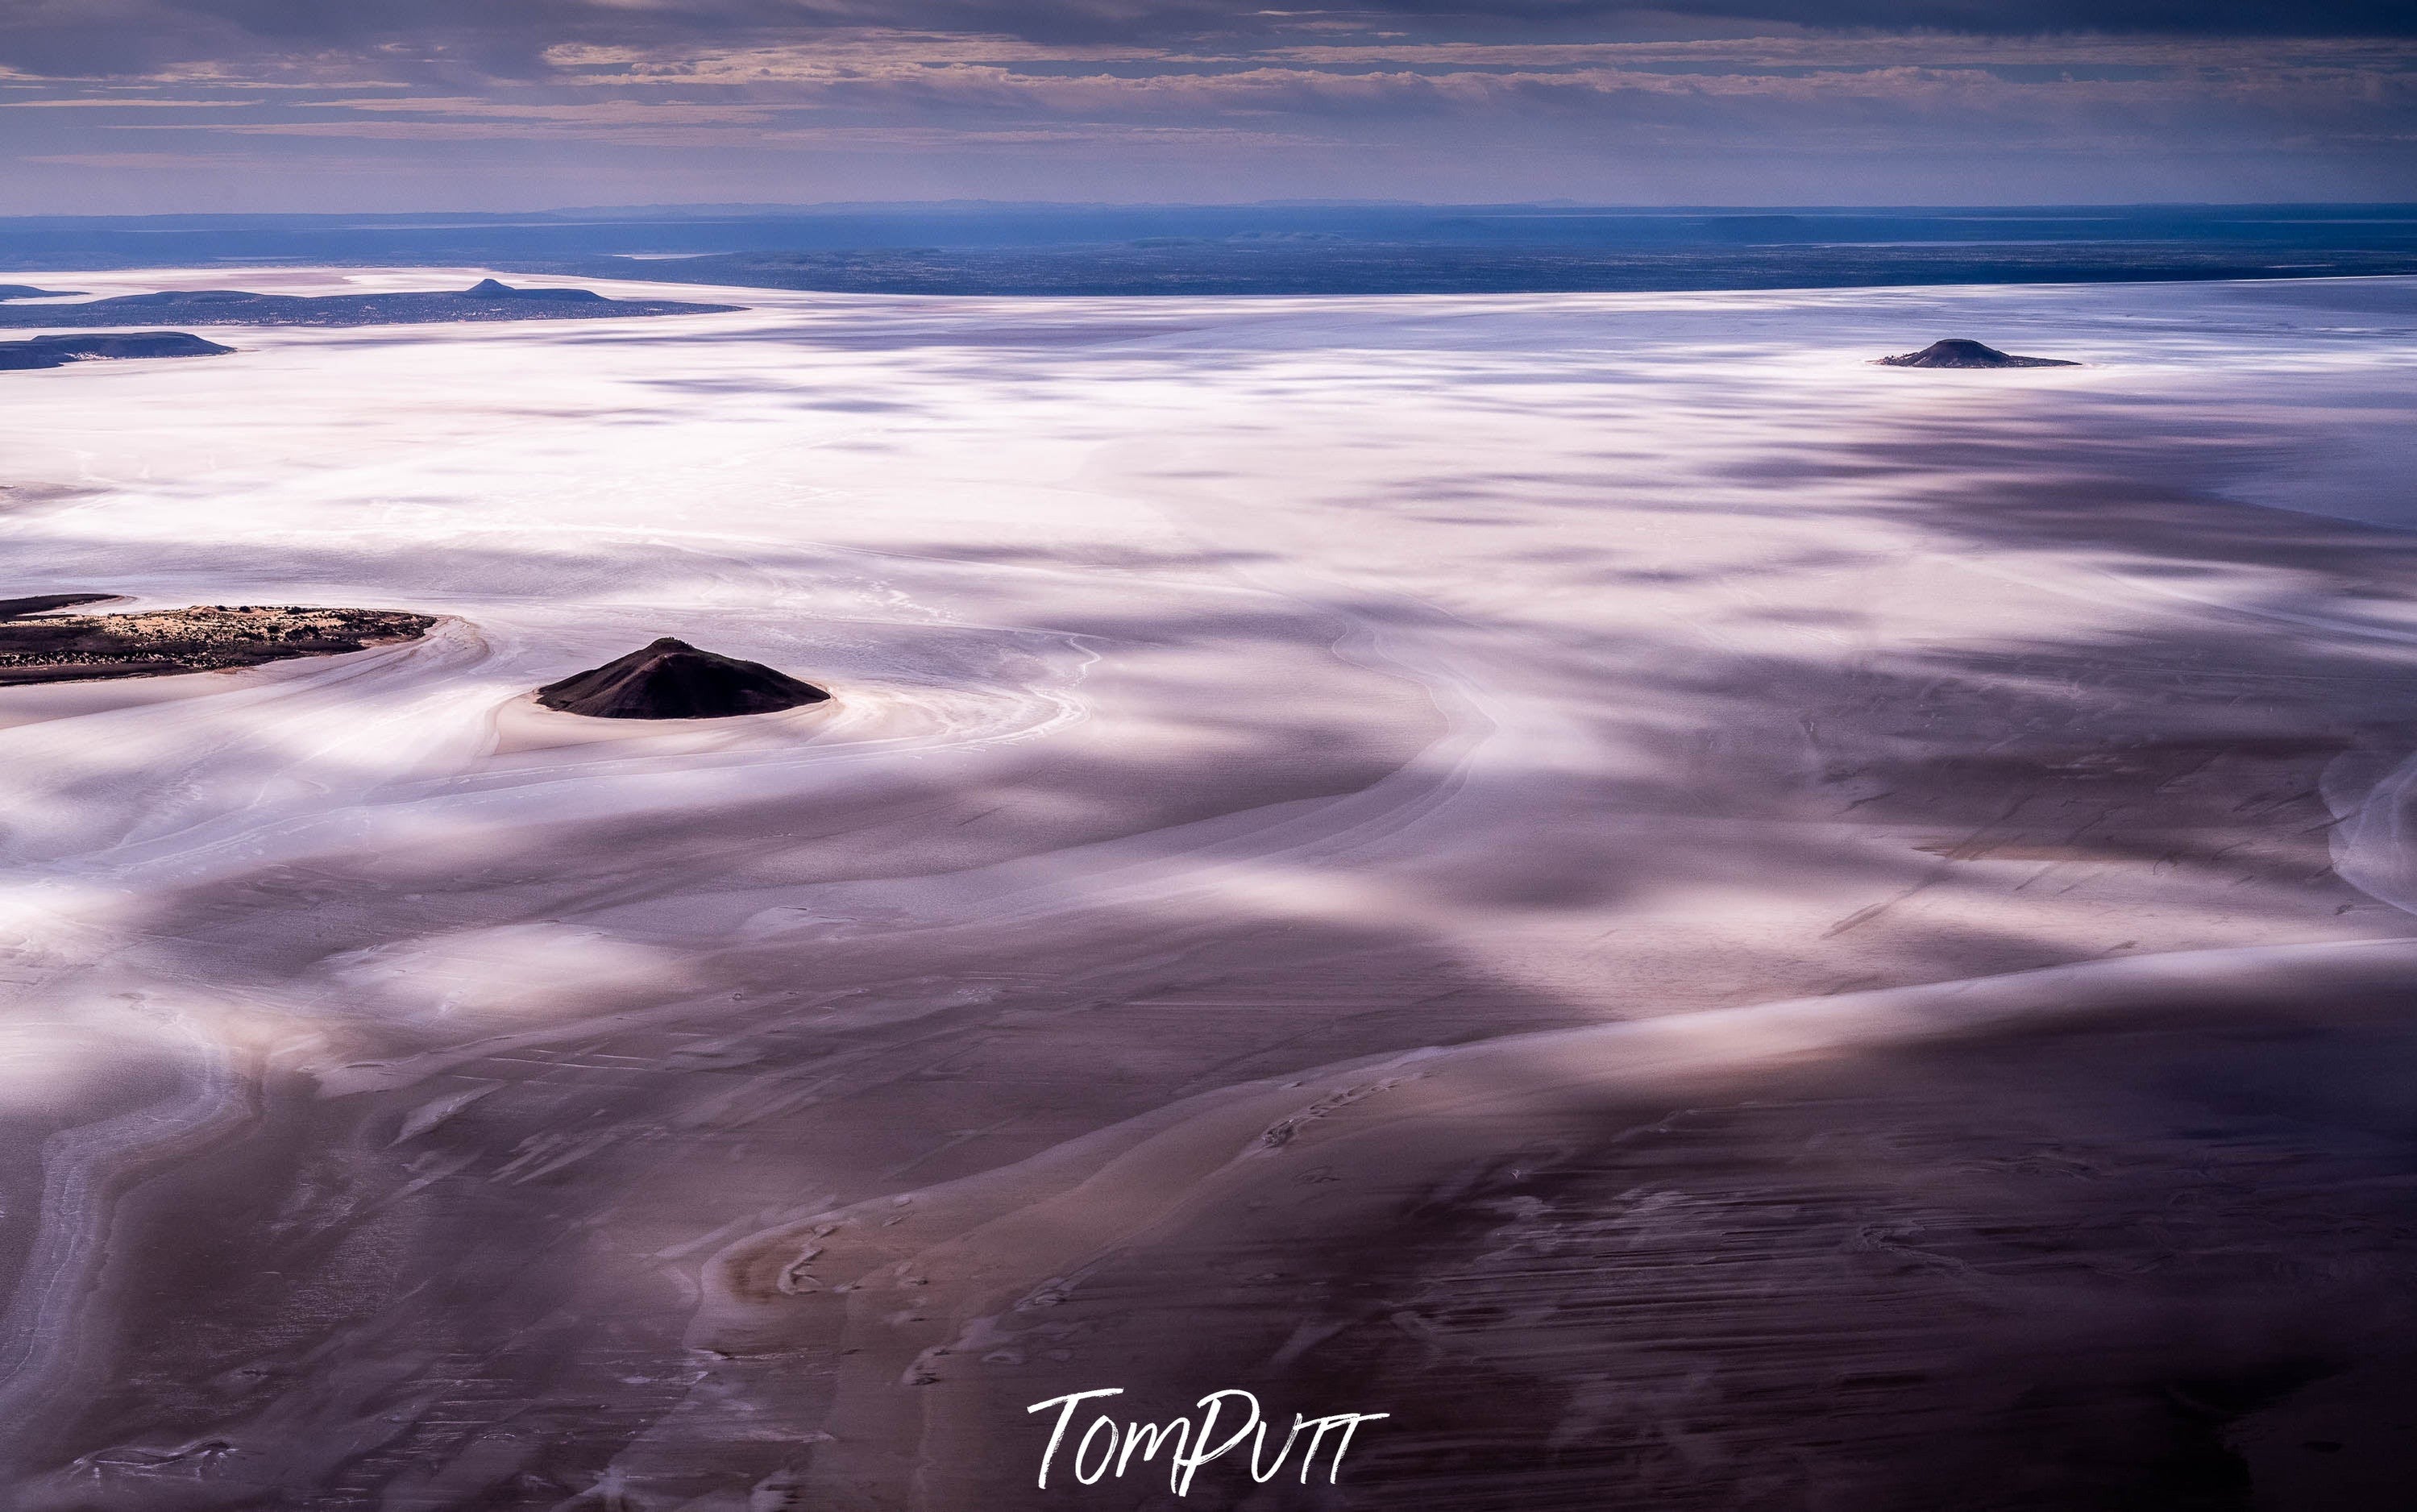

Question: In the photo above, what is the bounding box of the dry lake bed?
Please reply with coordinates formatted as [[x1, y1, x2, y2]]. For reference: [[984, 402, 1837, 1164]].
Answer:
[[1, 268, 2415, 1510]]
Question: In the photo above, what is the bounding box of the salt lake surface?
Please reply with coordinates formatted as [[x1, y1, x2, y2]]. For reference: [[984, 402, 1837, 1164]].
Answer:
[[2, 270, 2417, 1509]]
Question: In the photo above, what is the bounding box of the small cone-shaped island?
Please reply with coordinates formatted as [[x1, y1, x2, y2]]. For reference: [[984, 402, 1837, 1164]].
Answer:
[[1879, 339, 2079, 369], [535, 637, 831, 720], [460, 278, 605, 303]]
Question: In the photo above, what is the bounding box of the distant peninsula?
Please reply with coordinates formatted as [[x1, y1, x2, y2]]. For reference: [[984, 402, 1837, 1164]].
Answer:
[[0, 279, 738, 330], [0, 285, 80, 301], [0, 332, 233, 372]]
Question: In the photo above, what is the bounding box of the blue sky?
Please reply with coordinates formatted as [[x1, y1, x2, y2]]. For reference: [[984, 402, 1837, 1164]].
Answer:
[[1, 1, 2411, 212]]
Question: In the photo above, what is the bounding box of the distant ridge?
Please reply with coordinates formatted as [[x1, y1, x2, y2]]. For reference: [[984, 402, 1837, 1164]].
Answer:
[[2, 205, 2411, 297], [0, 283, 735, 330]]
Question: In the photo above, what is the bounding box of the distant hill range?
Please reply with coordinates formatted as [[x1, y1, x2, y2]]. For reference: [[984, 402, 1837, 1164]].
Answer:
[[0, 280, 738, 330], [0, 332, 233, 371], [1, 206, 2415, 296]]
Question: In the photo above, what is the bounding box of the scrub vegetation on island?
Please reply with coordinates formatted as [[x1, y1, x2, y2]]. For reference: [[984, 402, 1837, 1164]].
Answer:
[[0, 597, 435, 683]]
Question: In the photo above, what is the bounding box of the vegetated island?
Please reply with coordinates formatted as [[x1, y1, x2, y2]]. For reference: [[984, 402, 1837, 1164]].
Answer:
[[0, 285, 80, 301], [537, 637, 831, 720], [0, 279, 738, 330], [0, 332, 233, 371], [0, 599, 436, 685], [1879, 339, 2079, 368]]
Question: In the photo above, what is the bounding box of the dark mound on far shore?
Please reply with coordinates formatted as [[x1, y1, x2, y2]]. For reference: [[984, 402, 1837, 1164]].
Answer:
[[461, 278, 605, 302], [0, 602, 436, 684], [0, 285, 78, 301], [537, 637, 831, 720], [0, 332, 232, 371], [1879, 339, 2079, 368]]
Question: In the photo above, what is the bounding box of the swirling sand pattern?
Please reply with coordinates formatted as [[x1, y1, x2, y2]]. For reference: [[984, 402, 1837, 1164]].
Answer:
[[0, 270, 2415, 1509]]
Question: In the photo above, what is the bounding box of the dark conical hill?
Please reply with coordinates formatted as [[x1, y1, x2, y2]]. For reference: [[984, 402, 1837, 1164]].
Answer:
[[1879, 339, 2078, 369], [535, 637, 830, 720], [461, 278, 605, 302]]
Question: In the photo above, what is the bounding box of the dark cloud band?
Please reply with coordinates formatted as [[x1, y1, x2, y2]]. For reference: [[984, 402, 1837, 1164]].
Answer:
[[6, 0, 2412, 80]]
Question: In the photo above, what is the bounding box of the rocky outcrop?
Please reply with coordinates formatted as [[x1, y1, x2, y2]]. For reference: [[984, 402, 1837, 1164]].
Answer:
[[536, 638, 832, 720], [0, 603, 435, 684]]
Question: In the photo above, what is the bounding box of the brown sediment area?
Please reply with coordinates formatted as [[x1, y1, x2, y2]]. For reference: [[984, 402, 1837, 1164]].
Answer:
[[0, 602, 435, 684]]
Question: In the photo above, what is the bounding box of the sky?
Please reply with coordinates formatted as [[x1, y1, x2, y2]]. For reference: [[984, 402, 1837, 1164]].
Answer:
[[0, 1, 2412, 214]]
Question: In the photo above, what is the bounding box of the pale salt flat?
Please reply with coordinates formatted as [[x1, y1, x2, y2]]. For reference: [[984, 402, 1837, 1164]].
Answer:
[[2, 270, 2415, 1510]]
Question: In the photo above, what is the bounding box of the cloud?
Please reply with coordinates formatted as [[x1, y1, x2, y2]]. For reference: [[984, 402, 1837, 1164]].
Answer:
[[3, 0, 2415, 85], [1, 0, 2411, 208], [0, 95, 265, 106], [66, 52, 2407, 157]]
